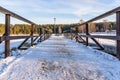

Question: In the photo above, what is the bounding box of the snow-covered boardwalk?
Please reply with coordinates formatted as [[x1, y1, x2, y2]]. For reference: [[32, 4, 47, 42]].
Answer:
[[0, 34, 120, 80]]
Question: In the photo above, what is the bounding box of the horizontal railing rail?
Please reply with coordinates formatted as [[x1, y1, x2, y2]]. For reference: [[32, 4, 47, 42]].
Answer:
[[79, 34, 120, 40], [76, 6, 120, 27], [0, 6, 36, 24]]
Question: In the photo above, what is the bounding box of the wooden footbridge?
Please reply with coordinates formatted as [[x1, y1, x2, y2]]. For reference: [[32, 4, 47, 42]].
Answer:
[[0, 6, 120, 59]]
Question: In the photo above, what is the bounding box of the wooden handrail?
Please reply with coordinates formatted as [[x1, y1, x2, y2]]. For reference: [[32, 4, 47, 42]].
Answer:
[[0, 36, 39, 41], [79, 35, 120, 40], [0, 6, 36, 24], [77, 6, 120, 27]]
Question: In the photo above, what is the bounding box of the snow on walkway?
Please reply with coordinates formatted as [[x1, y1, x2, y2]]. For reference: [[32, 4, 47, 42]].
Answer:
[[0, 34, 120, 80]]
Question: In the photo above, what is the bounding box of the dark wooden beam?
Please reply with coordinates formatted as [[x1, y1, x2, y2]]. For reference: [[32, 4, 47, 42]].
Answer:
[[0, 33, 5, 43], [75, 27, 79, 42], [88, 33, 104, 50], [37, 34, 43, 42], [0, 36, 38, 41], [78, 36, 86, 43], [38, 28, 42, 42], [70, 28, 72, 40], [31, 24, 34, 46], [0, 6, 36, 24], [77, 6, 120, 27], [86, 23, 89, 46], [79, 34, 104, 50], [43, 29, 45, 40], [33, 36, 39, 42], [116, 11, 120, 59], [39, 28, 42, 35], [79, 35, 120, 40], [18, 37, 30, 49], [5, 14, 10, 58]]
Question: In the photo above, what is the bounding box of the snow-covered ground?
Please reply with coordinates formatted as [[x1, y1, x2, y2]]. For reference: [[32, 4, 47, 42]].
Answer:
[[78, 31, 116, 54], [0, 34, 120, 80], [90, 31, 116, 46], [0, 37, 37, 57], [0, 39, 24, 53], [80, 31, 116, 46]]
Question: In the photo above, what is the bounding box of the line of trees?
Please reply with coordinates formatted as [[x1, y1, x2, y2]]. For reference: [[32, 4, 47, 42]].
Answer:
[[0, 24, 49, 35], [0, 22, 116, 35], [77, 22, 116, 33]]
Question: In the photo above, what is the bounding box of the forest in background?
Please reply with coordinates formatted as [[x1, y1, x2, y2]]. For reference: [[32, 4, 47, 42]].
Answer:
[[0, 21, 116, 35]]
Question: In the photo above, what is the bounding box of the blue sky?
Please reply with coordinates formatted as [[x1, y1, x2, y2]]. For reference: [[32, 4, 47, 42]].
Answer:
[[0, 0, 120, 24]]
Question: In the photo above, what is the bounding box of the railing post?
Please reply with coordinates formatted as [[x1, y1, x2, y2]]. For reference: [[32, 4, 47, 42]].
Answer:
[[86, 23, 89, 46], [45, 30, 47, 40], [39, 28, 42, 35], [116, 11, 120, 59], [75, 27, 78, 42], [5, 14, 10, 58], [43, 29, 45, 40], [70, 28, 72, 40], [39, 28, 42, 42], [46, 31, 48, 39], [31, 24, 34, 46]]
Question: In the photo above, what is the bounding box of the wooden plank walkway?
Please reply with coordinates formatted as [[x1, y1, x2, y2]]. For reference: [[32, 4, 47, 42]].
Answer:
[[0, 34, 120, 80]]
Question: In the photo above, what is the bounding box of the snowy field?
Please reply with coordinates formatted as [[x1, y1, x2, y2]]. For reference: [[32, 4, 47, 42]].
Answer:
[[90, 31, 116, 46], [78, 31, 116, 54], [79, 31, 116, 46], [0, 34, 120, 80], [0, 39, 24, 53], [0, 37, 37, 57]]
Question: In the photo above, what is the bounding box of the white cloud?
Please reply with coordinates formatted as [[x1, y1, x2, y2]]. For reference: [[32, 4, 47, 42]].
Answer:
[[0, 0, 119, 24]]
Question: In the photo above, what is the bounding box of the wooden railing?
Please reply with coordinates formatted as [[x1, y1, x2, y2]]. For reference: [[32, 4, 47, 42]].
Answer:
[[65, 6, 120, 59], [0, 6, 50, 58]]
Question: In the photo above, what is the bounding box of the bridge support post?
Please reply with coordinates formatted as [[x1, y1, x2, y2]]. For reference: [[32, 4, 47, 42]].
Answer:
[[39, 28, 42, 42], [43, 29, 45, 40], [45, 31, 48, 39], [86, 23, 89, 46], [31, 24, 34, 46], [70, 28, 72, 40], [116, 11, 120, 59], [75, 27, 79, 42], [5, 14, 10, 58]]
